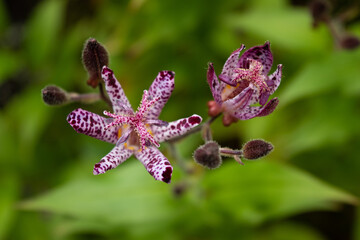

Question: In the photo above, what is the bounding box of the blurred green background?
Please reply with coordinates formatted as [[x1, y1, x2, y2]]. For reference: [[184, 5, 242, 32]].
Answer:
[[1, 0, 360, 239]]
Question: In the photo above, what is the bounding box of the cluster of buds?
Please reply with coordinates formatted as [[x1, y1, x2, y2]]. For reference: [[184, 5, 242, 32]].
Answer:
[[193, 139, 273, 169], [42, 38, 282, 184]]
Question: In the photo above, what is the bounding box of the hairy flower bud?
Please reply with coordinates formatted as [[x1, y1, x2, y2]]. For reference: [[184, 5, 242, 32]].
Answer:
[[310, 0, 330, 27], [341, 36, 360, 50], [42, 85, 69, 105], [242, 139, 273, 160], [82, 38, 109, 88], [193, 141, 222, 169]]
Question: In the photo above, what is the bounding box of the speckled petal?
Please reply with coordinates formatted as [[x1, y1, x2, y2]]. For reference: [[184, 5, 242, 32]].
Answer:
[[220, 45, 245, 77], [146, 71, 175, 119], [233, 98, 279, 120], [207, 63, 222, 104], [67, 108, 118, 144], [93, 144, 133, 175], [101, 66, 133, 115], [151, 115, 202, 142], [218, 74, 237, 86], [239, 41, 273, 75], [267, 64, 282, 94], [222, 87, 253, 112], [134, 147, 173, 183]]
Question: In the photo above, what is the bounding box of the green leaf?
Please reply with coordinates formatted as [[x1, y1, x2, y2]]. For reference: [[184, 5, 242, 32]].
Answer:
[[0, 50, 23, 84], [250, 222, 325, 240], [280, 49, 360, 106], [203, 161, 357, 225], [225, 9, 329, 53], [20, 161, 178, 226], [24, 0, 65, 67], [0, 173, 19, 239]]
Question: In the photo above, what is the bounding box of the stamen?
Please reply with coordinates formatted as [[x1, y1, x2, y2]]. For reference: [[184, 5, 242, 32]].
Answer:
[[102, 89, 162, 151], [233, 59, 270, 93]]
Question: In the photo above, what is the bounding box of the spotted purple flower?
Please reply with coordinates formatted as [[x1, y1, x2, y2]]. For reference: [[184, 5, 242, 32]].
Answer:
[[207, 41, 282, 126], [67, 66, 202, 183]]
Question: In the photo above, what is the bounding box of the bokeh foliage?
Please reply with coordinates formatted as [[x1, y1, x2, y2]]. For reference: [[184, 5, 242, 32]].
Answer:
[[0, 0, 360, 239]]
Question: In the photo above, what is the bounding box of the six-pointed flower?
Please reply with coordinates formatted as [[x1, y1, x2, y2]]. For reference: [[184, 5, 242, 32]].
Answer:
[[67, 66, 202, 183], [207, 41, 282, 126]]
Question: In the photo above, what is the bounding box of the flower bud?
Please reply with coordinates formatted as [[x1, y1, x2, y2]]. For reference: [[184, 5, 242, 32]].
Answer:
[[207, 100, 222, 117], [193, 141, 222, 169], [242, 139, 273, 160], [341, 36, 360, 50], [42, 85, 69, 105], [82, 38, 109, 88], [309, 0, 330, 27]]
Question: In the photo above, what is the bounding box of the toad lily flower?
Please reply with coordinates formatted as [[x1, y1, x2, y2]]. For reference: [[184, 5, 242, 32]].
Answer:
[[207, 41, 282, 126], [67, 66, 202, 183]]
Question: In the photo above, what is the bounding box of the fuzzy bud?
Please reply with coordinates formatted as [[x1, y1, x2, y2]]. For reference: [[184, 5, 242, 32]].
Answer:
[[42, 85, 69, 105], [341, 36, 360, 50], [310, 0, 330, 27], [82, 38, 109, 88], [193, 141, 222, 169], [242, 139, 273, 160]]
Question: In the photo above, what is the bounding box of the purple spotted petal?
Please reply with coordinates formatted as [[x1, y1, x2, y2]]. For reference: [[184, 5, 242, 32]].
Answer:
[[207, 63, 223, 104], [67, 108, 118, 144], [220, 45, 245, 77], [256, 97, 279, 117], [239, 41, 273, 75], [222, 87, 253, 111], [146, 71, 175, 119], [233, 98, 279, 120], [267, 64, 282, 94], [93, 144, 133, 175], [218, 74, 237, 86], [151, 114, 202, 142], [259, 91, 270, 106], [101, 66, 133, 115], [134, 147, 173, 183]]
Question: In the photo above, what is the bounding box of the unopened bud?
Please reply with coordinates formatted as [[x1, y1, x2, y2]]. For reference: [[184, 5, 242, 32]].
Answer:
[[193, 141, 222, 169], [42, 85, 69, 105], [222, 112, 238, 127], [207, 100, 222, 117], [309, 0, 330, 27], [341, 36, 360, 50], [242, 139, 273, 160], [82, 38, 109, 88]]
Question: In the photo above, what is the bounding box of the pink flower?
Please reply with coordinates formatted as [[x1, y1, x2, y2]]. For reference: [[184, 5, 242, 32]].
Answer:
[[67, 66, 202, 183], [207, 42, 282, 126]]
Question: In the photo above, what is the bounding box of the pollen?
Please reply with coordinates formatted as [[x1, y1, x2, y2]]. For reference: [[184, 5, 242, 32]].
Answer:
[[233, 59, 269, 93], [103, 90, 160, 151], [117, 128, 122, 139]]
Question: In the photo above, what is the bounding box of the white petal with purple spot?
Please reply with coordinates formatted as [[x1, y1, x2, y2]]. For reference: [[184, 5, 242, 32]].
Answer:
[[239, 42, 273, 75], [267, 64, 282, 94], [67, 108, 118, 144], [101, 66, 134, 115], [207, 63, 223, 104], [222, 87, 253, 112], [134, 147, 173, 183], [93, 144, 133, 175], [220, 45, 245, 77], [151, 115, 202, 142], [233, 98, 279, 120], [146, 71, 175, 119]]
